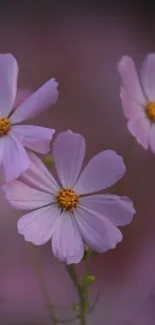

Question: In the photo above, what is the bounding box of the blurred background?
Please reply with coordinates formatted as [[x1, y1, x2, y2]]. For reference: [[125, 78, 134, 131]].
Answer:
[[1, 1, 155, 324]]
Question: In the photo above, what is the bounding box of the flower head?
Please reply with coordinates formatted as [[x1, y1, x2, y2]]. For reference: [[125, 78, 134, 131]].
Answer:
[[3, 130, 135, 264], [118, 54, 155, 152], [0, 53, 58, 182]]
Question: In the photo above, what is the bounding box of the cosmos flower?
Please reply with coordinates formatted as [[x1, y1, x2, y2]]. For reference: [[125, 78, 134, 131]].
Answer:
[[118, 54, 155, 152], [0, 53, 58, 182], [3, 130, 135, 264]]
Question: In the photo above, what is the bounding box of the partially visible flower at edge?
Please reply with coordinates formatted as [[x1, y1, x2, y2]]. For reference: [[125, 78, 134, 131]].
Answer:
[[3, 130, 136, 264], [0, 53, 58, 182], [118, 53, 155, 153]]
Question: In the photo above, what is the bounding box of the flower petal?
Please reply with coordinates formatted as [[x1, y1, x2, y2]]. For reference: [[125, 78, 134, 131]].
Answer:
[[141, 53, 155, 101], [118, 56, 146, 105], [2, 134, 29, 182], [0, 138, 4, 166], [80, 194, 135, 226], [20, 151, 60, 194], [18, 205, 60, 245], [52, 211, 84, 264], [13, 88, 32, 111], [75, 205, 122, 253], [11, 125, 55, 154], [0, 54, 18, 116], [3, 180, 54, 210], [74, 150, 125, 195], [128, 117, 151, 150], [120, 87, 145, 120], [149, 124, 155, 153], [53, 130, 85, 188], [10, 78, 58, 124]]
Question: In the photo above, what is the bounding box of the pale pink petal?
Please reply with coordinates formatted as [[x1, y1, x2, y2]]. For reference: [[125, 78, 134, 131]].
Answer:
[[20, 151, 60, 194], [74, 150, 125, 195], [2, 134, 29, 182], [149, 124, 155, 153], [118, 56, 146, 105], [18, 205, 60, 245], [13, 88, 32, 111], [10, 78, 58, 124], [75, 205, 122, 253], [53, 130, 85, 188], [0, 54, 18, 116], [120, 87, 145, 120], [11, 125, 55, 153], [141, 53, 155, 101], [128, 117, 151, 149], [3, 180, 54, 210], [52, 211, 84, 264], [80, 194, 135, 226]]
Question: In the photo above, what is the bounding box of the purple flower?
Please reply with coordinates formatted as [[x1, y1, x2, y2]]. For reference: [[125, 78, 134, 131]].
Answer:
[[118, 54, 155, 152], [3, 130, 135, 264], [0, 53, 58, 182]]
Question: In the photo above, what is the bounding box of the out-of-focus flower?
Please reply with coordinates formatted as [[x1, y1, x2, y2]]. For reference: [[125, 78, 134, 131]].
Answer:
[[118, 54, 155, 152], [3, 130, 135, 264], [0, 53, 58, 182]]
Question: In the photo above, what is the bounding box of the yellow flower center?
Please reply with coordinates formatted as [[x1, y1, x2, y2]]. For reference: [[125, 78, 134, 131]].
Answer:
[[56, 188, 79, 211], [146, 102, 155, 122], [0, 116, 11, 136]]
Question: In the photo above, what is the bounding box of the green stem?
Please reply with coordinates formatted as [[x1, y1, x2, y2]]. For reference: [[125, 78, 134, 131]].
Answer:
[[27, 243, 59, 325], [66, 249, 93, 325], [78, 285, 87, 325], [66, 264, 87, 325], [82, 252, 91, 313]]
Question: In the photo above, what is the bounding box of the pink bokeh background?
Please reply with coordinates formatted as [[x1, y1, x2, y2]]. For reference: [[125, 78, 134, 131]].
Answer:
[[0, 4, 155, 324]]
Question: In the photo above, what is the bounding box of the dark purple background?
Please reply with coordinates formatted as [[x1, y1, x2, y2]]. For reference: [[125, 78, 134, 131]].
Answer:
[[0, 2, 155, 324]]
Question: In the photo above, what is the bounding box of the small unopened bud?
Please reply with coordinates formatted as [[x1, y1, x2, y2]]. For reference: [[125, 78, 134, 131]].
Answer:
[[87, 275, 95, 285]]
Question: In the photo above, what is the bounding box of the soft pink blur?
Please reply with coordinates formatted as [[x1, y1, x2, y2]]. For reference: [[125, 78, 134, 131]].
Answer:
[[0, 6, 155, 325]]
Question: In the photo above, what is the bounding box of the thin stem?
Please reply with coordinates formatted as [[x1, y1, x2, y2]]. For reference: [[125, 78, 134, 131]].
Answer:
[[27, 243, 59, 325], [78, 284, 87, 325], [80, 300, 87, 325], [66, 264, 87, 325], [82, 249, 92, 312], [66, 264, 80, 289], [66, 249, 93, 325]]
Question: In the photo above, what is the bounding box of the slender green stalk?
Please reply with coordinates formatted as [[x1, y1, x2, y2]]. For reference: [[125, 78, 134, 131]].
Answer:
[[82, 249, 92, 313], [66, 249, 92, 325], [66, 264, 87, 325]]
